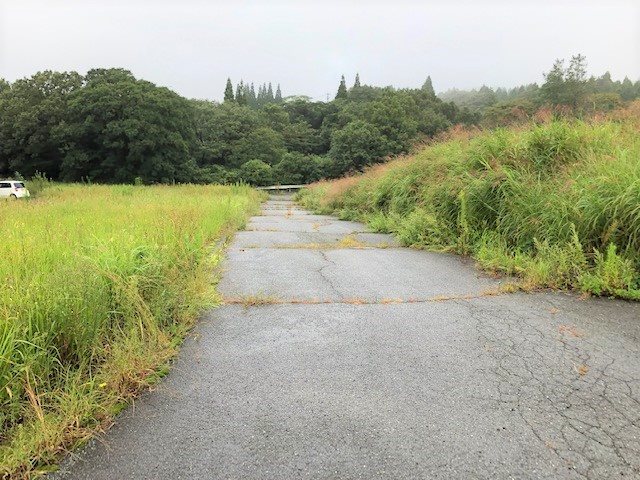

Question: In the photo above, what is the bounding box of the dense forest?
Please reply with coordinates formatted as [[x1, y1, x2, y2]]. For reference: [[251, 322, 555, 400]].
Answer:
[[440, 55, 640, 127], [0, 70, 468, 185], [0, 55, 638, 185]]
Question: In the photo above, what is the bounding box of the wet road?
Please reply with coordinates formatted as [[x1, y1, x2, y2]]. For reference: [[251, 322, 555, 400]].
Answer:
[[54, 196, 640, 479]]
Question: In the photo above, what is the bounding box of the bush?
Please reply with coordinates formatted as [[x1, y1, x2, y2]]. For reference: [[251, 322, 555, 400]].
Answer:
[[239, 159, 273, 186]]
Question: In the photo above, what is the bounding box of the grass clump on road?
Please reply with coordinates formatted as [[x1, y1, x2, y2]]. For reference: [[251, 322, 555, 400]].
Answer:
[[298, 102, 640, 300], [0, 184, 261, 477]]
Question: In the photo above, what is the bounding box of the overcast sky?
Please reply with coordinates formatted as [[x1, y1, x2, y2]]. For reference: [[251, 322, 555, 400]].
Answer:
[[1, 0, 638, 101]]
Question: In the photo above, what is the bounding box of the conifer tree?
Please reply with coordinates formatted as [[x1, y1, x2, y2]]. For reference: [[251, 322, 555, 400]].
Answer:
[[267, 82, 274, 102], [248, 83, 257, 107], [336, 75, 348, 99], [353, 73, 361, 88], [236, 81, 247, 106], [421, 76, 435, 97], [275, 84, 282, 103], [224, 78, 234, 102]]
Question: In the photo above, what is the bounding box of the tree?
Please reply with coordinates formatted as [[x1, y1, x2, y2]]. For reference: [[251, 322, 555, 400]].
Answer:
[[224, 78, 234, 102], [421, 76, 435, 97], [282, 121, 321, 154], [229, 127, 286, 167], [235, 81, 247, 106], [541, 55, 588, 108], [541, 59, 567, 105], [239, 159, 273, 186], [329, 120, 388, 175], [267, 82, 274, 103], [247, 83, 257, 107], [275, 84, 283, 103], [59, 68, 197, 183], [190, 101, 261, 167], [0, 70, 83, 178], [353, 73, 361, 89], [273, 152, 328, 184], [336, 75, 348, 100], [620, 77, 636, 101]]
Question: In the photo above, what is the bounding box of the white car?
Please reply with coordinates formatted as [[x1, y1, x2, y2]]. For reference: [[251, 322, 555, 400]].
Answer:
[[0, 180, 31, 199]]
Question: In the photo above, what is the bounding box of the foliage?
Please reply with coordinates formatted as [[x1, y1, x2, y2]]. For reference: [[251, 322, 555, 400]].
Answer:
[[0, 69, 459, 186], [439, 55, 640, 124], [329, 120, 389, 175], [59, 69, 198, 183], [239, 159, 273, 185], [0, 184, 261, 476], [298, 105, 640, 300]]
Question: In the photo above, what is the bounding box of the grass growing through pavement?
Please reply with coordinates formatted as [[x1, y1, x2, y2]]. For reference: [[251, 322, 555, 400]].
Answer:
[[298, 102, 640, 300], [0, 183, 261, 477]]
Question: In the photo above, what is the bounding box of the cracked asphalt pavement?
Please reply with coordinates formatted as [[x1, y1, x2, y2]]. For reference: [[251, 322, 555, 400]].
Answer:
[[54, 196, 640, 479]]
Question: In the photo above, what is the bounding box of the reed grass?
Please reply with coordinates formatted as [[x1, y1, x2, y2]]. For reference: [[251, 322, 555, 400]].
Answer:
[[298, 101, 640, 300], [0, 183, 261, 476]]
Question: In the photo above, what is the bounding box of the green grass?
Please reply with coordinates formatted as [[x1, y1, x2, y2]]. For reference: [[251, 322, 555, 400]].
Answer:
[[0, 183, 261, 476], [298, 103, 640, 300]]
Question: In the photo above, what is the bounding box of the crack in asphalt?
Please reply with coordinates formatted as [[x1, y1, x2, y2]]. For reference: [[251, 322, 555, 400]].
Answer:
[[460, 298, 640, 478]]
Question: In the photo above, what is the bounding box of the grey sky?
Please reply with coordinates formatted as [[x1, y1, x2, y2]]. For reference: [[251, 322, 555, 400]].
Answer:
[[1, 0, 639, 101]]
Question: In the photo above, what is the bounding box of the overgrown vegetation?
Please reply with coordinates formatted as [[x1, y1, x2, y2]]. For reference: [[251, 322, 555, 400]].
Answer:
[[440, 55, 640, 127], [0, 184, 260, 476], [298, 101, 640, 300]]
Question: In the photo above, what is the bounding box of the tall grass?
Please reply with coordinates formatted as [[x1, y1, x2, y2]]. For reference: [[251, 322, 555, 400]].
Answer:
[[298, 102, 640, 299], [0, 184, 261, 476]]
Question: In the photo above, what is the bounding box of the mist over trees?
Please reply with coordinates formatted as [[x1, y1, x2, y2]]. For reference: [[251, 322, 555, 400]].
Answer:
[[439, 54, 640, 127], [0, 55, 638, 185]]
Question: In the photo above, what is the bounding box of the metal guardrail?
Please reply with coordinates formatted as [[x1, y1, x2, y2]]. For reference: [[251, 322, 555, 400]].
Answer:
[[256, 185, 306, 191]]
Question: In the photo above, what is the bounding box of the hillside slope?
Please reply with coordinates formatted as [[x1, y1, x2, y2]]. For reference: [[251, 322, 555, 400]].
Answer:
[[298, 102, 640, 300]]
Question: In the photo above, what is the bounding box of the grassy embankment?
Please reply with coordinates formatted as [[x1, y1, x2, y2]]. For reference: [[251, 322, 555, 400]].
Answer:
[[298, 102, 640, 300], [0, 184, 261, 477]]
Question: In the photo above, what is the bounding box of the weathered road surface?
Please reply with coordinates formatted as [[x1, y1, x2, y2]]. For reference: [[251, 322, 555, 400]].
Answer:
[[55, 196, 640, 479]]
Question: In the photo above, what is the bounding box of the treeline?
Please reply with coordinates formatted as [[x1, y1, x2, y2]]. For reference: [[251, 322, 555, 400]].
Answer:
[[439, 55, 640, 127], [0, 70, 465, 185]]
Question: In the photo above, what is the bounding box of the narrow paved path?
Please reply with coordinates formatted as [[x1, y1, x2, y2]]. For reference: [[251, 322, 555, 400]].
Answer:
[[55, 196, 640, 479]]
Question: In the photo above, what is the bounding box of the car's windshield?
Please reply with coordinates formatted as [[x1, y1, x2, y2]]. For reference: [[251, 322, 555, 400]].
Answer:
[[13, 182, 25, 188]]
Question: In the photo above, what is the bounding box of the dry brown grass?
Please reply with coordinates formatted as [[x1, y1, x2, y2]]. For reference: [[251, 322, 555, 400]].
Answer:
[[271, 234, 386, 250]]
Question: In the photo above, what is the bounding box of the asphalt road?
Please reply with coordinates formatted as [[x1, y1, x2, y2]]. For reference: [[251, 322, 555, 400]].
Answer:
[[54, 196, 640, 479]]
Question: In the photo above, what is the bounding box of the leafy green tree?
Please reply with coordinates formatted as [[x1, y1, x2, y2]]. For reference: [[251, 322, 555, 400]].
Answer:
[[190, 101, 261, 168], [0, 70, 83, 178], [229, 127, 286, 167], [421, 76, 435, 97], [273, 152, 327, 184], [239, 159, 273, 185], [581, 92, 622, 112], [224, 78, 234, 102], [594, 72, 614, 93], [619, 77, 636, 101], [329, 120, 388, 175], [353, 73, 361, 89], [59, 68, 197, 183], [275, 84, 282, 103], [260, 104, 290, 132], [282, 121, 321, 154], [336, 75, 348, 100], [541, 55, 588, 108], [0, 78, 9, 93]]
